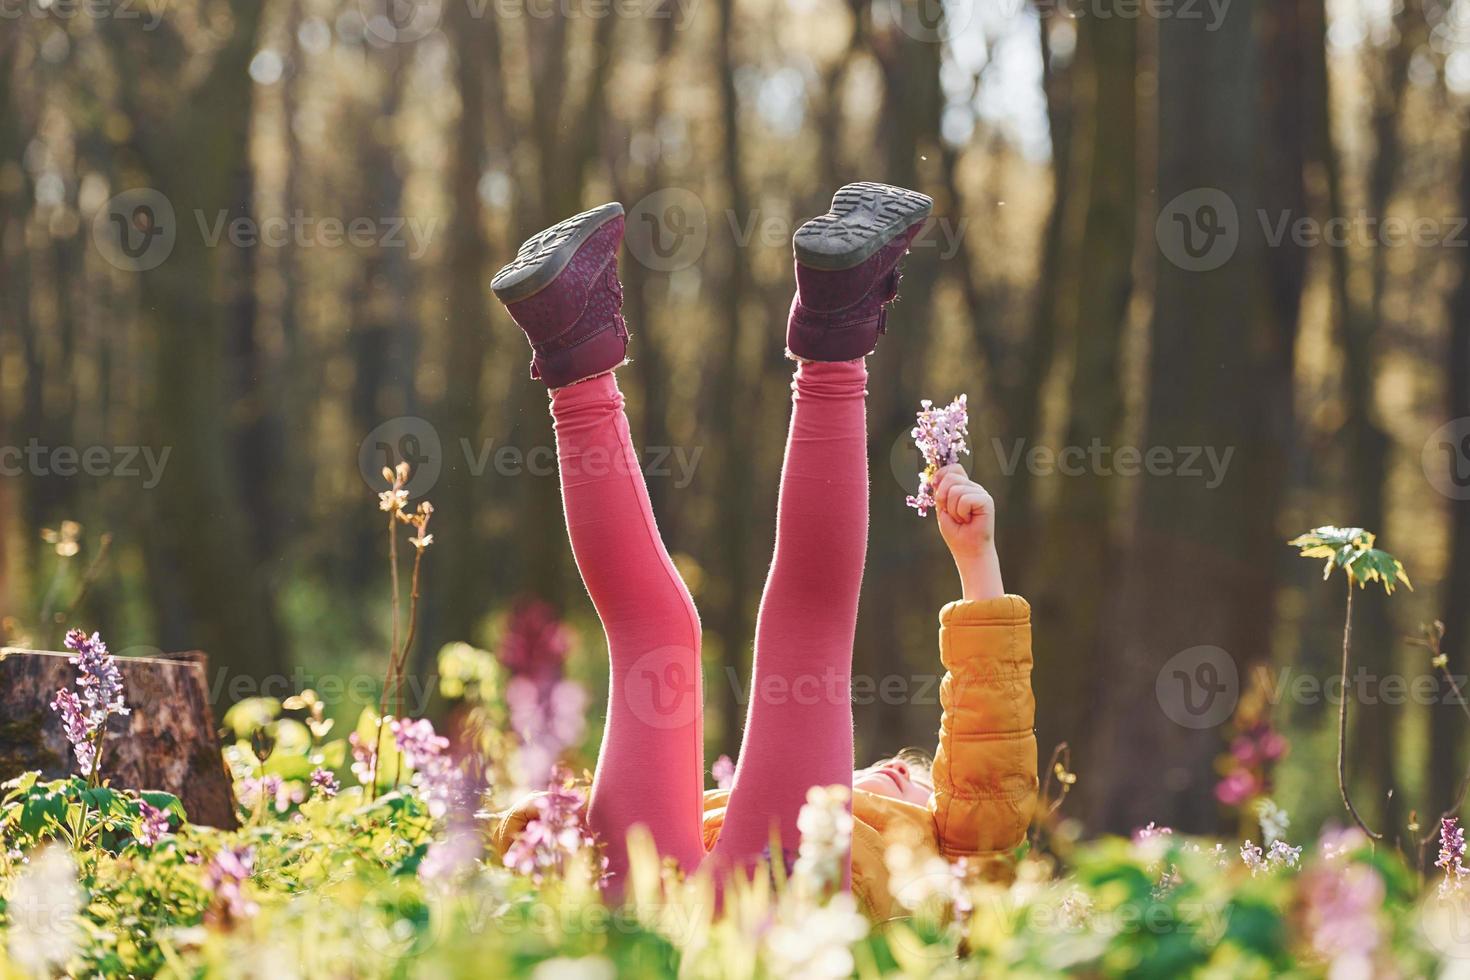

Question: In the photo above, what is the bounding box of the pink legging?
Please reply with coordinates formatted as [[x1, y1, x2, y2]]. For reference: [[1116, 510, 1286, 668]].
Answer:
[[550, 359, 868, 881]]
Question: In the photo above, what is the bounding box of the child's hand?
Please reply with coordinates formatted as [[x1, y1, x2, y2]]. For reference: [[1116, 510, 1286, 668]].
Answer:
[[933, 464, 1005, 601]]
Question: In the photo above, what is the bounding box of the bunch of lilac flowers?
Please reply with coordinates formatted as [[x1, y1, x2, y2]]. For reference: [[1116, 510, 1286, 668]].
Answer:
[[905, 395, 969, 517], [503, 767, 604, 885], [135, 801, 171, 847], [391, 717, 469, 818], [203, 846, 258, 922], [1240, 838, 1301, 874], [49, 629, 129, 783], [309, 767, 340, 800], [498, 599, 588, 789], [236, 774, 303, 814], [1438, 816, 1467, 894]]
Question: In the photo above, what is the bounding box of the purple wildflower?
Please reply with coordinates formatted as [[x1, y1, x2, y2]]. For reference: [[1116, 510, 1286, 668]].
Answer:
[[712, 754, 735, 791], [236, 774, 303, 814], [309, 767, 340, 800], [497, 600, 588, 790], [135, 801, 171, 846], [419, 821, 483, 885], [349, 730, 376, 786], [49, 689, 95, 776], [503, 768, 604, 885], [49, 629, 129, 780], [1301, 860, 1384, 974], [391, 717, 469, 818], [1438, 817, 1467, 894], [507, 676, 588, 788], [1132, 822, 1172, 843], [905, 395, 969, 517], [204, 846, 258, 921], [497, 599, 573, 684]]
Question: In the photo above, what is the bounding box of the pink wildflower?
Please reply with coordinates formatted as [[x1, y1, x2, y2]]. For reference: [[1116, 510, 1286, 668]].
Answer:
[[1438, 817, 1467, 894], [204, 846, 258, 921], [49, 629, 130, 778], [503, 768, 605, 885], [1214, 769, 1259, 807], [136, 801, 171, 846], [712, 754, 735, 791], [309, 767, 340, 800]]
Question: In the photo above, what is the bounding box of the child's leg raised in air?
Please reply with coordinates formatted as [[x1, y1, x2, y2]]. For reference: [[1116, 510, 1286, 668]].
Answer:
[[493, 204, 705, 878], [709, 358, 871, 867], [710, 183, 932, 871]]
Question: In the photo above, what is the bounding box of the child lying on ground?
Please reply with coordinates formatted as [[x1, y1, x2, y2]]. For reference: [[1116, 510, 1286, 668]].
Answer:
[[484, 184, 1038, 916]]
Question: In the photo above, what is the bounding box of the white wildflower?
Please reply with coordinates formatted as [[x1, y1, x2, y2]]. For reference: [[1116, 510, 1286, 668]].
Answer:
[[884, 842, 962, 911], [792, 785, 853, 895], [1256, 798, 1291, 845], [5, 846, 82, 977], [764, 892, 868, 980]]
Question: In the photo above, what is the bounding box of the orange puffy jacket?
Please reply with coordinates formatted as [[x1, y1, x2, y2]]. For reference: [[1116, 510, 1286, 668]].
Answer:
[[489, 594, 1038, 918]]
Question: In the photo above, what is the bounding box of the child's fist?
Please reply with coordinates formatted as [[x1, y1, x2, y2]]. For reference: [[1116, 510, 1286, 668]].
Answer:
[[932, 464, 1005, 601]]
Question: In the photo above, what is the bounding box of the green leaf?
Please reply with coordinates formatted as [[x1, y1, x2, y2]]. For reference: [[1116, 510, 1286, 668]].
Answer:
[[1288, 526, 1411, 595]]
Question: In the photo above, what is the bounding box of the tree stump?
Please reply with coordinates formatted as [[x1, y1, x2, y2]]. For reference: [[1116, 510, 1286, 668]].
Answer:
[[0, 647, 238, 829]]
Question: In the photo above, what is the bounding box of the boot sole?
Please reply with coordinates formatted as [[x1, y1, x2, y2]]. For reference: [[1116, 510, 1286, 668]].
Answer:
[[491, 202, 625, 304], [793, 182, 934, 271]]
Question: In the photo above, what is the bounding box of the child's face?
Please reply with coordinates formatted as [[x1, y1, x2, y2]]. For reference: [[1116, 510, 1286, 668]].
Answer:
[[853, 760, 932, 806]]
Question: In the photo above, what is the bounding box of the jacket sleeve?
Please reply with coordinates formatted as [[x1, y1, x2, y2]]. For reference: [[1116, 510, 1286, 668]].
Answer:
[[928, 595, 1038, 867]]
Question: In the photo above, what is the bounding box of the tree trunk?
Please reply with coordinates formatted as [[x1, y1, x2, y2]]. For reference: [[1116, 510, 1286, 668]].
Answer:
[[425, 0, 494, 663], [1094, 0, 1287, 832], [0, 647, 238, 829], [1033, 5, 1137, 788], [1431, 125, 1470, 819], [103, 4, 289, 694]]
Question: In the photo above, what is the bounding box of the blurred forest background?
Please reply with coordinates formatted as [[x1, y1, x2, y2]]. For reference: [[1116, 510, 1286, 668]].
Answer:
[[1, 0, 1469, 838]]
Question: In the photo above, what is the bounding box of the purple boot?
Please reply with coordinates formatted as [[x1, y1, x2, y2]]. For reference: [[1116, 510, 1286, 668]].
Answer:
[[787, 182, 933, 362], [491, 202, 629, 389]]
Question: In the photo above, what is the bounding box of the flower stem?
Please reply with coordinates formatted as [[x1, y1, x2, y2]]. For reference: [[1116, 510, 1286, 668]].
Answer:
[[369, 509, 403, 801], [1337, 578, 1383, 841]]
